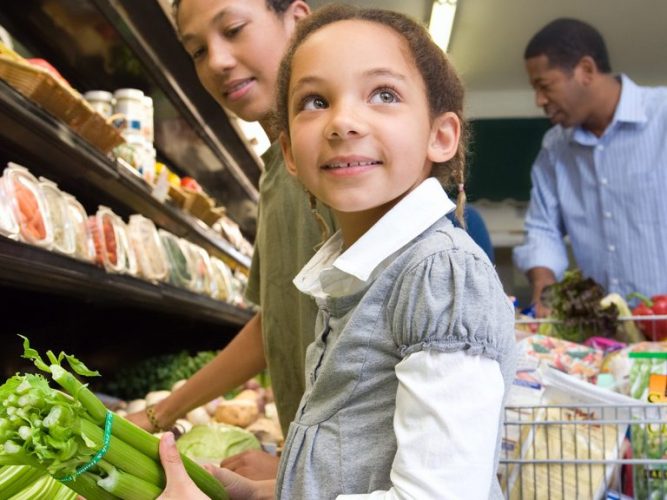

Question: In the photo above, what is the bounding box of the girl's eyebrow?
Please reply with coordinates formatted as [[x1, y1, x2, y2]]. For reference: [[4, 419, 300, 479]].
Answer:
[[290, 67, 406, 98], [181, 7, 235, 44]]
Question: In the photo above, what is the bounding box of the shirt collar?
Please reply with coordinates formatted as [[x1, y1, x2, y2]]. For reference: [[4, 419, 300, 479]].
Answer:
[[294, 178, 456, 297], [572, 74, 646, 144], [612, 74, 647, 125]]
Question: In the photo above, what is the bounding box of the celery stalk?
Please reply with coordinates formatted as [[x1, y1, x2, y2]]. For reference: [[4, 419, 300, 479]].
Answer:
[[7, 474, 74, 500], [112, 416, 229, 500], [0, 465, 45, 499], [97, 460, 162, 500], [66, 472, 120, 500], [14, 336, 229, 499], [79, 418, 165, 487]]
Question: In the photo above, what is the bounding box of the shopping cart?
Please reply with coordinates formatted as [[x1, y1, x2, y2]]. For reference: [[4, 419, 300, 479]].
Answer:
[[504, 314, 667, 499], [500, 403, 667, 499]]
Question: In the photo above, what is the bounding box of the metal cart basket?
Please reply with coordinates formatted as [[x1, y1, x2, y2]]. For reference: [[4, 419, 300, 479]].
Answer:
[[499, 403, 667, 500]]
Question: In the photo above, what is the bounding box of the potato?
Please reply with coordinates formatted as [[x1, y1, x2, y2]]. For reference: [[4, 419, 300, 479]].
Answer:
[[214, 400, 258, 427]]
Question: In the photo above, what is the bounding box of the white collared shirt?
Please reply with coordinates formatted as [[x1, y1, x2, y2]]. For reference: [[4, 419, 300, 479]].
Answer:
[[295, 179, 504, 499]]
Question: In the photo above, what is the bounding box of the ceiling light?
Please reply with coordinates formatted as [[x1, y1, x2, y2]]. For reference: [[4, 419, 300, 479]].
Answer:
[[428, 0, 458, 53]]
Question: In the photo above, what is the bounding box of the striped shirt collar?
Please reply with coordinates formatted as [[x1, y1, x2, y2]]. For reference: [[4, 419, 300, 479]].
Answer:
[[572, 74, 645, 144], [294, 178, 455, 298]]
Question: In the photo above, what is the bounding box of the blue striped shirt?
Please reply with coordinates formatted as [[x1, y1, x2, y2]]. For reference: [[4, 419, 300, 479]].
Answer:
[[513, 75, 667, 298]]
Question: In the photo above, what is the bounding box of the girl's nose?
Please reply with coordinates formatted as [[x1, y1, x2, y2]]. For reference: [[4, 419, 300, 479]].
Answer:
[[324, 104, 367, 140], [207, 39, 236, 73]]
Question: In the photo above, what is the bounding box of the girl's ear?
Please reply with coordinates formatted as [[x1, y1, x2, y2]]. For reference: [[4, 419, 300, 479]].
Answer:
[[283, 1, 311, 32], [280, 132, 299, 178], [427, 112, 460, 164]]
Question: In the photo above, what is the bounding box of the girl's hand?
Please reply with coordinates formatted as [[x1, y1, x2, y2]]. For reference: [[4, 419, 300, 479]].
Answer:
[[124, 409, 153, 432], [220, 449, 280, 479], [157, 432, 208, 500], [157, 432, 276, 500]]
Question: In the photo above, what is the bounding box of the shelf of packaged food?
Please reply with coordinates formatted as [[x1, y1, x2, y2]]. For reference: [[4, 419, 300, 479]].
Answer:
[[0, 80, 251, 271], [91, 0, 261, 200], [0, 236, 253, 326]]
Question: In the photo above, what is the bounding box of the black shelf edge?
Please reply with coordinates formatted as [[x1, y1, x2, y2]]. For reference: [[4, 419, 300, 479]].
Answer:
[[0, 236, 254, 326], [0, 81, 251, 270], [94, 0, 260, 202]]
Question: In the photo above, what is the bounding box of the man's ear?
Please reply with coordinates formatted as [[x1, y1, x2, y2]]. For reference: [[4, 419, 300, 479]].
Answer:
[[576, 56, 597, 85], [283, 1, 310, 32], [280, 132, 299, 178], [427, 112, 460, 164]]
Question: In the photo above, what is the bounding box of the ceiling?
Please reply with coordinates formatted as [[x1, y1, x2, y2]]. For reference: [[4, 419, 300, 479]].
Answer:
[[309, 0, 667, 118]]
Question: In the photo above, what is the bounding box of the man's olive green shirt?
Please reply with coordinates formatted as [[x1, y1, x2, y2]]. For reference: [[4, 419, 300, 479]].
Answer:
[[245, 142, 335, 436]]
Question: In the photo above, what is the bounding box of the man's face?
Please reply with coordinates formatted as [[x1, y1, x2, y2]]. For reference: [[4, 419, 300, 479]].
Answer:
[[525, 54, 589, 128], [178, 0, 301, 123]]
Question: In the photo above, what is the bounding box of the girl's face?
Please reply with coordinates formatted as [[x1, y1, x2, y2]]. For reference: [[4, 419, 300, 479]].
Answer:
[[178, 0, 308, 123], [282, 20, 459, 220]]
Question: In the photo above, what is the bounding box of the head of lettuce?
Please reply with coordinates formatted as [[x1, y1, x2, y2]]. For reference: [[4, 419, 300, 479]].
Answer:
[[176, 423, 260, 465]]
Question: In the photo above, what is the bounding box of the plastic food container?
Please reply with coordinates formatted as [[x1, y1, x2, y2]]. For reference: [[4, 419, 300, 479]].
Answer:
[[210, 257, 235, 302], [159, 229, 193, 289], [183, 242, 216, 296], [2, 162, 53, 248], [83, 90, 114, 118], [128, 214, 169, 282], [38, 177, 76, 256], [60, 192, 95, 262], [114, 216, 139, 277], [88, 206, 126, 273], [0, 172, 19, 239], [113, 88, 145, 137]]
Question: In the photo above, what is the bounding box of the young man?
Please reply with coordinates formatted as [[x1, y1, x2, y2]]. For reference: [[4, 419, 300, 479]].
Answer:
[[128, 0, 335, 479], [512, 18, 667, 316]]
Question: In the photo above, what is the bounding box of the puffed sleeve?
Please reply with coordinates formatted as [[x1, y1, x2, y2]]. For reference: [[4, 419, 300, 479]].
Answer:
[[387, 244, 514, 363]]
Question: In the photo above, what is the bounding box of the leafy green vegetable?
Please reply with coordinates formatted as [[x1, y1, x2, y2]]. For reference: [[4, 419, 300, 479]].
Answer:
[[176, 423, 260, 464], [99, 350, 218, 400], [539, 269, 619, 342], [1, 336, 229, 500]]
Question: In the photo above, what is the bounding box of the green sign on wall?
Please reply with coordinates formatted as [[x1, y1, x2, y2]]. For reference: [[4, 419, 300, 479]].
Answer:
[[465, 117, 551, 202]]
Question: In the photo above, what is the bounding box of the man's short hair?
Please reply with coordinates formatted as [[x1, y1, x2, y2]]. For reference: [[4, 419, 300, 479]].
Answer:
[[524, 18, 611, 73]]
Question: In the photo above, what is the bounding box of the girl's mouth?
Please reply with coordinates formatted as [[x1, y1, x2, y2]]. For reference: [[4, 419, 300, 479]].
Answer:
[[321, 160, 383, 170]]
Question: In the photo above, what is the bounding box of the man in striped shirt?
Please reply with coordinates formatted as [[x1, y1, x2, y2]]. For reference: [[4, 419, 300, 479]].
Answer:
[[513, 18, 667, 316]]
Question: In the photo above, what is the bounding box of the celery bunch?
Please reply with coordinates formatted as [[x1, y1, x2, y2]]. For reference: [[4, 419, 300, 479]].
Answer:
[[0, 336, 228, 500], [0, 465, 78, 500]]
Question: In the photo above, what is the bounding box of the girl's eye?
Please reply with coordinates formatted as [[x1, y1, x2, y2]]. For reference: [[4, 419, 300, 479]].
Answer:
[[301, 95, 328, 111], [370, 88, 399, 104], [190, 46, 206, 62], [224, 23, 245, 38]]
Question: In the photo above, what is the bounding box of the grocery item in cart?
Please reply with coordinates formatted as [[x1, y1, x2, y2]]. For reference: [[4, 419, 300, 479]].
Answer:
[[60, 192, 95, 262], [630, 293, 667, 342], [2, 162, 53, 248], [503, 405, 625, 500], [628, 352, 667, 500], [159, 229, 194, 289], [37, 177, 76, 256], [601, 341, 667, 396], [127, 214, 169, 282], [519, 334, 604, 380]]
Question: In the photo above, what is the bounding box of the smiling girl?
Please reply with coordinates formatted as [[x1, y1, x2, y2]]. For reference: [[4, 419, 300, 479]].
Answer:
[[158, 5, 517, 499]]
